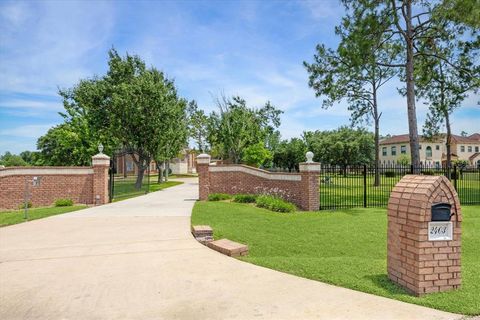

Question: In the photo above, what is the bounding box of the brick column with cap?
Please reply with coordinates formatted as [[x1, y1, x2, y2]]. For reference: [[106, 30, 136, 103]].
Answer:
[[92, 153, 110, 205], [299, 151, 321, 211], [196, 154, 211, 201]]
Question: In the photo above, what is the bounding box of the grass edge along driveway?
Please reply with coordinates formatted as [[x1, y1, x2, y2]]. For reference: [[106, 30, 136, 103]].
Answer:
[[0, 205, 87, 227], [192, 201, 480, 315]]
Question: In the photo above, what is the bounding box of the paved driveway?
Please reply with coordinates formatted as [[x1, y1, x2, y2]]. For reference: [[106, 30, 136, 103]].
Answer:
[[0, 178, 461, 320]]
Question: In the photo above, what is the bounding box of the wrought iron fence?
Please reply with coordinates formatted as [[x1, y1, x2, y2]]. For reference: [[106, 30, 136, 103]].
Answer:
[[109, 152, 151, 202], [319, 164, 480, 209]]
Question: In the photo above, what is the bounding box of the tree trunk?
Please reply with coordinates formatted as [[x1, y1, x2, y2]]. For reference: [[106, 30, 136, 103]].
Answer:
[[156, 160, 164, 183], [165, 161, 169, 182], [131, 152, 148, 190], [445, 110, 452, 178], [405, 0, 421, 170], [373, 85, 381, 187], [123, 154, 127, 178], [135, 167, 145, 190]]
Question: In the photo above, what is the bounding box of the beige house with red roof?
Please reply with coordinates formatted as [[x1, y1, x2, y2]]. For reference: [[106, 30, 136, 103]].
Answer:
[[379, 133, 480, 167]]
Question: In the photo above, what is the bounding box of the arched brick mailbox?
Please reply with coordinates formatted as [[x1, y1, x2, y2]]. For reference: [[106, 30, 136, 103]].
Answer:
[[387, 175, 462, 296]]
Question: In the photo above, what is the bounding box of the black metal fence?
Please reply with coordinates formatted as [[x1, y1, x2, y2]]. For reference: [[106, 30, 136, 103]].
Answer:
[[109, 153, 151, 202], [319, 164, 480, 209]]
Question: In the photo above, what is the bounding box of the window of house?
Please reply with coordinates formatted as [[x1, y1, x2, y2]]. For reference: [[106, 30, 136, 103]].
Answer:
[[419, 145, 422, 149], [382, 147, 387, 156], [426, 146, 432, 158], [468, 146, 472, 152], [391, 146, 397, 156], [461, 146, 465, 152], [436, 145, 440, 150], [401, 145, 406, 154], [476, 146, 479, 152]]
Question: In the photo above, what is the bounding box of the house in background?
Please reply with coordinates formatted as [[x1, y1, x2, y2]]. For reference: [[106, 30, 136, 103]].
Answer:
[[379, 133, 480, 167], [114, 149, 196, 176]]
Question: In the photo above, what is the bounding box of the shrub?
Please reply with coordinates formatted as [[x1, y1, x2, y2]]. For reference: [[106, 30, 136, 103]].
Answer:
[[233, 194, 258, 203], [255, 195, 296, 213], [242, 143, 272, 168], [18, 201, 32, 210], [421, 170, 435, 176], [208, 193, 232, 201], [54, 198, 74, 207], [384, 171, 396, 177]]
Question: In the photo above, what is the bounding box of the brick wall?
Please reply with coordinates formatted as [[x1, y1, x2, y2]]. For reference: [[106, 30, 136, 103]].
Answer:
[[387, 175, 462, 296], [0, 154, 110, 210], [197, 154, 320, 211]]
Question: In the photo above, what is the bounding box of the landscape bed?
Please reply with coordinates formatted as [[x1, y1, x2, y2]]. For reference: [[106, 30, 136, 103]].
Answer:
[[192, 201, 480, 315]]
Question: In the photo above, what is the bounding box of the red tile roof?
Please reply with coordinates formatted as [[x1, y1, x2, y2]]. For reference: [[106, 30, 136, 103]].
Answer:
[[380, 133, 480, 145]]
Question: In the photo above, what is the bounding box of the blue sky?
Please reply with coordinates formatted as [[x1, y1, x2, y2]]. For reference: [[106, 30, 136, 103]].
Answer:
[[0, 0, 479, 154]]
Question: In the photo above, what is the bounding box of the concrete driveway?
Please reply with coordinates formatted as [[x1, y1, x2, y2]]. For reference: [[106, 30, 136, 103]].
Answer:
[[0, 178, 461, 320]]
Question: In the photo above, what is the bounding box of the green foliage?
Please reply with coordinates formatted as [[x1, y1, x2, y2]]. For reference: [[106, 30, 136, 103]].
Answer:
[[18, 201, 32, 210], [255, 195, 296, 213], [453, 159, 469, 168], [384, 171, 396, 178], [187, 100, 209, 152], [207, 95, 282, 163], [421, 170, 435, 176], [241, 143, 272, 168], [303, 126, 374, 166], [273, 138, 307, 171], [397, 154, 411, 166], [232, 194, 258, 203], [208, 193, 232, 201], [54, 199, 74, 207], [0, 152, 28, 167]]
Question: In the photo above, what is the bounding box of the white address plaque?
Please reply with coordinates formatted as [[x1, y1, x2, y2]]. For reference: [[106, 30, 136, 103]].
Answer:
[[428, 221, 453, 241]]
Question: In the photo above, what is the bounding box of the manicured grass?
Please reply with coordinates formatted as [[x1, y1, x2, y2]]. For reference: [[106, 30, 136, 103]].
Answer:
[[320, 172, 479, 208], [0, 205, 87, 227], [112, 176, 184, 201], [192, 202, 480, 315]]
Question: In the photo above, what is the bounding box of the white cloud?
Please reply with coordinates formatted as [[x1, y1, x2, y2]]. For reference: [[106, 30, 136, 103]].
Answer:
[[0, 124, 53, 138]]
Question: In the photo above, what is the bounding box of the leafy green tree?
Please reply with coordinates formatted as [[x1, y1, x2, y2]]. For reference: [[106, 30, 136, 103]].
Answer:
[[303, 126, 374, 175], [342, 0, 478, 169], [242, 143, 273, 168], [304, 3, 397, 186], [187, 100, 209, 152], [207, 95, 282, 163], [272, 138, 307, 172], [37, 123, 100, 166], [419, 32, 480, 172], [53, 48, 188, 189], [0, 152, 28, 167], [19, 151, 41, 165], [397, 154, 411, 166]]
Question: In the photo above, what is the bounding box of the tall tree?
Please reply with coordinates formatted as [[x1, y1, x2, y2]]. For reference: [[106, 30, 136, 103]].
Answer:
[[304, 3, 397, 186], [207, 95, 282, 164], [54, 48, 187, 189], [187, 100, 209, 152], [343, 0, 478, 169], [418, 29, 480, 172], [273, 138, 307, 172], [303, 127, 375, 175]]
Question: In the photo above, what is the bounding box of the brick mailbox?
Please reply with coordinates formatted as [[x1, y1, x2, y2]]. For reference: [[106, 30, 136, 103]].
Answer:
[[387, 175, 462, 296]]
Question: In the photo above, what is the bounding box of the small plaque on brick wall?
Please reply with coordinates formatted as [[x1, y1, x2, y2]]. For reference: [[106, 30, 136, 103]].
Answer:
[[428, 221, 453, 241]]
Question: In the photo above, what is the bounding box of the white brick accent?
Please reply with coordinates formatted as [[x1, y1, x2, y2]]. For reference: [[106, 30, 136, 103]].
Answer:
[[299, 163, 321, 172], [0, 167, 94, 177], [209, 165, 301, 181]]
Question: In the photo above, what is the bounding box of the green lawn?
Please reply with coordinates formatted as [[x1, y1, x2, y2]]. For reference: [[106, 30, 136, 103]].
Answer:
[[192, 202, 480, 315], [0, 205, 87, 227], [112, 177, 184, 201], [320, 172, 479, 208]]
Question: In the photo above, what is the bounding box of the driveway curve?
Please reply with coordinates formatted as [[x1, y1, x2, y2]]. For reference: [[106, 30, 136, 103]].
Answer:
[[0, 178, 461, 320]]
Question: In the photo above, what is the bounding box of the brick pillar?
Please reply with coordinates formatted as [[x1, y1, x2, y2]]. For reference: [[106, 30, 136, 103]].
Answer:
[[196, 154, 211, 200], [92, 153, 110, 205], [298, 151, 320, 211]]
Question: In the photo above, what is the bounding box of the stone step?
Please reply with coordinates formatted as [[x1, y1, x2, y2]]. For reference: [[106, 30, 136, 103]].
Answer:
[[207, 238, 249, 257], [191, 225, 213, 237]]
